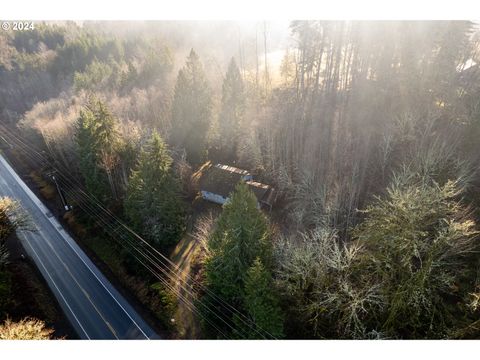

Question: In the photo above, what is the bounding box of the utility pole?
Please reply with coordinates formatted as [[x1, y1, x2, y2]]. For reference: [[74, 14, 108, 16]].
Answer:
[[50, 172, 71, 212]]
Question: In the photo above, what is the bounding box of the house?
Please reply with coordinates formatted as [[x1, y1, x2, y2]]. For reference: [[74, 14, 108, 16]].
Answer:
[[194, 162, 276, 210], [245, 180, 276, 211]]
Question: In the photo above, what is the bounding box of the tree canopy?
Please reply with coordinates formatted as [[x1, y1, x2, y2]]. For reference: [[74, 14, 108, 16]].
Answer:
[[76, 97, 123, 203], [125, 131, 185, 252], [171, 49, 212, 165], [203, 183, 282, 338]]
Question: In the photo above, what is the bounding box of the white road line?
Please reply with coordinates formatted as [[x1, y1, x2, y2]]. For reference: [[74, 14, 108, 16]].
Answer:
[[56, 232, 150, 339], [0, 155, 150, 339], [21, 233, 91, 339], [38, 228, 120, 339]]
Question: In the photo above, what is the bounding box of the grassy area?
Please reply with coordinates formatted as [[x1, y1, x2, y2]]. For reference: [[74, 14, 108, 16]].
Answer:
[[169, 198, 221, 339], [29, 171, 56, 201], [66, 210, 177, 337], [83, 236, 124, 275], [170, 233, 201, 338]]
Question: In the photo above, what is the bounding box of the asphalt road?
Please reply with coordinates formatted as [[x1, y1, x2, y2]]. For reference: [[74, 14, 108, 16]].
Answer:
[[0, 154, 158, 339]]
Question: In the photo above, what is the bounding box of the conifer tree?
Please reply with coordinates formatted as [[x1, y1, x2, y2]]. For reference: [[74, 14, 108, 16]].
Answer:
[[171, 49, 212, 165], [125, 131, 185, 252], [219, 58, 245, 160], [202, 183, 279, 338], [76, 97, 122, 203], [206, 182, 271, 304], [241, 258, 284, 339]]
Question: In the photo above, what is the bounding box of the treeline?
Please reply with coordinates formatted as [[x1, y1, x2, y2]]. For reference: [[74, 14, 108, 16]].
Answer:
[[0, 198, 23, 318], [0, 198, 55, 340], [0, 21, 479, 339]]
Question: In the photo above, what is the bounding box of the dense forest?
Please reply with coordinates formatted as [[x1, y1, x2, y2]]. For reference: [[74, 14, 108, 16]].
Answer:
[[0, 20, 480, 339]]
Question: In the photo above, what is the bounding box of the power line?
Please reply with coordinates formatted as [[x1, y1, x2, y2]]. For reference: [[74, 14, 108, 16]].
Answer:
[[0, 126, 236, 338], [0, 125, 275, 339]]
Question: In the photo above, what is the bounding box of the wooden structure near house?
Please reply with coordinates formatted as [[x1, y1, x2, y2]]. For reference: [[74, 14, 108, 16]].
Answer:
[[245, 180, 276, 211], [193, 162, 276, 210]]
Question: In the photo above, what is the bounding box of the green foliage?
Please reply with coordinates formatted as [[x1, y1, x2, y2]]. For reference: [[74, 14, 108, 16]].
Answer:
[[218, 58, 245, 160], [206, 182, 271, 303], [52, 33, 124, 79], [117, 46, 173, 92], [171, 49, 212, 165], [202, 183, 279, 338], [74, 59, 123, 92], [353, 172, 479, 338], [136, 46, 173, 86], [275, 228, 382, 339], [241, 258, 284, 339], [151, 282, 178, 332], [12, 23, 66, 53], [124, 131, 185, 252], [276, 171, 479, 339], [4, 21, 480, 340], [75, 97, 123, 203]]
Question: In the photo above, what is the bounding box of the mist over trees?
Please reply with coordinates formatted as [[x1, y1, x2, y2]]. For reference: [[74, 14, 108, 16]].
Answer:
[[171, 49, 212, 165], [1, 20, 480, 339], [217, 58, 246, 161]]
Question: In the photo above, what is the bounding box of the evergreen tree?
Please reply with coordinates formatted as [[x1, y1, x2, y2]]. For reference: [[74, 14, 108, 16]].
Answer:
[[206, 182, 271, 303], [124, 131, 185, 252], [241, 258, 284, 339], [171, 49, 212, 165], [202, 183, 276, 338], [76, 97, 123, 203], [76, 107, 109, 203], [218, 58, 245, 160], [353, 172, 479, 338]]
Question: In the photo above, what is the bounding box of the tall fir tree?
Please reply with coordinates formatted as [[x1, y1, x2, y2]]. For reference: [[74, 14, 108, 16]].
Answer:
[[202, 182, 280, 338], [171, 49, 212, 165], [206, 182, 271, 303], [240, 258, 284, 339], [76, 97, 122, 203], [218, 58, 245, 161], [124, 131, 185, 252]]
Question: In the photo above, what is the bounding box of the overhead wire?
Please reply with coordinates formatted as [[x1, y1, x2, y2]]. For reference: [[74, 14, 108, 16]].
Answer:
[[0, 125, 236, 339], [0, 124, 275, 339]]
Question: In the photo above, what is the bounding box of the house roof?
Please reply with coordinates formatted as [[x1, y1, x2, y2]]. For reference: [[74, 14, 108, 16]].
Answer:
[[196, 162, 275, 206], [246, 181, 276, 206], [198, 162, 251, 198], [215, 164, 250, 177]]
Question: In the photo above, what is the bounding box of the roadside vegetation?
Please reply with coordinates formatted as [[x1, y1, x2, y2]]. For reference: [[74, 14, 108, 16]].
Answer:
[[0, 318, 54, 340], [0, 21, 479, 339], [0, 197, 59, 340]]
